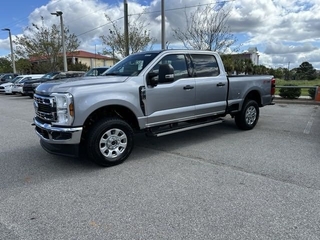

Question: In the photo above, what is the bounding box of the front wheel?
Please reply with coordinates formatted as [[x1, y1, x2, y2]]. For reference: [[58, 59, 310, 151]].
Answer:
[[86, 118, 134, 167], [235, 100, 259, 130]]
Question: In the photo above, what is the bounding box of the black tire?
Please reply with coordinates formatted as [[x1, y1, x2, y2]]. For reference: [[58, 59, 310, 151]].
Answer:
[[235, 100, 259, 130], [86, 118, 134, 167]]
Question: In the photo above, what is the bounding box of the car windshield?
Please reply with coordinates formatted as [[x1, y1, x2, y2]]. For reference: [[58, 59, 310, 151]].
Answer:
[[85, 67, 109, 76], [41, 72, 60, 79], [13, 77, 24, 83], [103, 52, 160, 76], [8, 77, 19, 83]]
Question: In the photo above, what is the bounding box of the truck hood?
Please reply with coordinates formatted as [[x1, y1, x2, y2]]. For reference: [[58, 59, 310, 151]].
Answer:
[[35, 76, 129, 95]]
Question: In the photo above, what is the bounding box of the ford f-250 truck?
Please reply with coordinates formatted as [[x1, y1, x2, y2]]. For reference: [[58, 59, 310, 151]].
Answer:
[[32, 49, 275, 166]]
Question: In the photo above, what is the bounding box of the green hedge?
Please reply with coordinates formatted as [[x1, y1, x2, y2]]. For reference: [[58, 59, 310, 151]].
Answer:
[[308, 87, 316, 100], [279, 84, 301, 99]]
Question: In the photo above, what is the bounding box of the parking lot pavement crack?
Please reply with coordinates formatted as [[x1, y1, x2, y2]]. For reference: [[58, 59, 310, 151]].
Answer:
[[136, 145, 320, 191]]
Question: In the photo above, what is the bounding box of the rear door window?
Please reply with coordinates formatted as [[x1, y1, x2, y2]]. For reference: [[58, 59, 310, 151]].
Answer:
[[191, 54, 220, 77]]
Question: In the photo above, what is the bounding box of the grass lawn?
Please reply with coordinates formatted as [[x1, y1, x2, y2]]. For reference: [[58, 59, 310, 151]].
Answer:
[[275, 79, 320, 96]]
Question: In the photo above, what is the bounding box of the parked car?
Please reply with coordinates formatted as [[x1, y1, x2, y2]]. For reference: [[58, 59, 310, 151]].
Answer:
[[0, 79, 15, 94], [33, 49, 275, 167], [0, 73, 18, 84], [11, 74, 45, 95], [0, 74, 24, 94], [84, 66, 109, 76], [23, 71, 85, 97]]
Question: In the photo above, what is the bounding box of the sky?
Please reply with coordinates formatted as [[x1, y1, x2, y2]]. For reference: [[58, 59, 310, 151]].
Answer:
[[0, 0, 320, 70]]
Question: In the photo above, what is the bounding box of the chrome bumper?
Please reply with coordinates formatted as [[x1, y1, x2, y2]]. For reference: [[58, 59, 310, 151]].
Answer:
[[33, 118, 83, 144]]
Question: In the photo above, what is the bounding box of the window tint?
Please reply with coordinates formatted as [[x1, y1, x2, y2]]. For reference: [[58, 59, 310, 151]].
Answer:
[[151, 54, 188, 82], [191, 54, 220, 77], [106, 52, 159, 76]]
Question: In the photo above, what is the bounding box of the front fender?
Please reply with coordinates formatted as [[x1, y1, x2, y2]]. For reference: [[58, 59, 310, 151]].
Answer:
[[72, 89, 144, 126]]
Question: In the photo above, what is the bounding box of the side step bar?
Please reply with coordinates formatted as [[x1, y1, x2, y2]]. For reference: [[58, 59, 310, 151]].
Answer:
[[148, 119, 224, 137]]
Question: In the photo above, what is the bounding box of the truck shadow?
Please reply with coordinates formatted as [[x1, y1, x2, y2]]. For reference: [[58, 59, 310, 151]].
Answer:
[[132, 117, 242, 156], [1, 117, 245, 175]]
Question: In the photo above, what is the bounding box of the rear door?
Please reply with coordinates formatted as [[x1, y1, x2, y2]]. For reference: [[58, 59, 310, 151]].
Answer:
[[145, 53, 196, 126], [191, 54, 228, 117]]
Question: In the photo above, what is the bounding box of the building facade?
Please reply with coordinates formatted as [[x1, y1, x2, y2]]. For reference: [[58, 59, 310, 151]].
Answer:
[[68, 50, 117, 68]]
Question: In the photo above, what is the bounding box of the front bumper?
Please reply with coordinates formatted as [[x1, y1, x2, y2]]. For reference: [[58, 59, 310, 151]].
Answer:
[[40, 139, 80, 158], [33, 118, 83, 144]]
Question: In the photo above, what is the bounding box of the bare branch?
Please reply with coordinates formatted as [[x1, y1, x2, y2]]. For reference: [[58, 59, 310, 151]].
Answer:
[[172, 4, 237, 53], [100, 12, 156, 58]]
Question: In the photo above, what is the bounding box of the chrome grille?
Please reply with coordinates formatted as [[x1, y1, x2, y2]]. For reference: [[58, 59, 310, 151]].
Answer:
[[34, 95, 57, 122]]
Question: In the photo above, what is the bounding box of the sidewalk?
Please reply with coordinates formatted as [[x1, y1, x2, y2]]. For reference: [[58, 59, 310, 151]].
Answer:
[[274, 95, 320, 105]]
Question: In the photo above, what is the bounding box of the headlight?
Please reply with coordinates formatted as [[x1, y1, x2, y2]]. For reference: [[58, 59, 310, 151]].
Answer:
[[5, 84, 12, 89], [51, 93, 75, 126]]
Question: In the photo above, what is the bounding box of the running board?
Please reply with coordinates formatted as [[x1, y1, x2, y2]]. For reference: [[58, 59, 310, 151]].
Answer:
[[148, 119, 224, 137]]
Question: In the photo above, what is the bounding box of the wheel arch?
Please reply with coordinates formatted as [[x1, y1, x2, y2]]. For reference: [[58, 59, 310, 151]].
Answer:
[[244, 89, 262, 107], [81, 105, 139, 142]]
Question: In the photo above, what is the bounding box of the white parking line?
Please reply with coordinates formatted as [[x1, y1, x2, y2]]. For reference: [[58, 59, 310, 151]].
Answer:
[[303, 107, 318, 134]]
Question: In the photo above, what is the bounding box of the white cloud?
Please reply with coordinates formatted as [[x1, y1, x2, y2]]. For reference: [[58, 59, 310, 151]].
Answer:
[[2, 0, 320, 69]]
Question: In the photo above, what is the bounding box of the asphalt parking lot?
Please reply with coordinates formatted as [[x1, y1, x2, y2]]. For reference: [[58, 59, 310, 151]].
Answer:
[[0, 94, 320, 240]]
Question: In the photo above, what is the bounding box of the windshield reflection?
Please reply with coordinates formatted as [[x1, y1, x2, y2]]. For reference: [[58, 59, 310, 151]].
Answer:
[[103, 52, 160, 76]]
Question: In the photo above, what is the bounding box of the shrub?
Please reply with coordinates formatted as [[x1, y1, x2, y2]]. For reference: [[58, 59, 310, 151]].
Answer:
[[308, 87, 316, 100], [279, 84, 301, 99]]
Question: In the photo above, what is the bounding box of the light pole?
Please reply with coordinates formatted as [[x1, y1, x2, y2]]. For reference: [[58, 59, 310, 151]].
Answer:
[[124, 0, 129, 56], [51, 11, 68, 72], [161, 0, 165, 50], [2, 28, 16, 73]]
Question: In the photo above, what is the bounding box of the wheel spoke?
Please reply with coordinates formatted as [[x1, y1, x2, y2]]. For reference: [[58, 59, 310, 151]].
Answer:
[[246, 106, 256, 125], [99, 127, 128, 160]]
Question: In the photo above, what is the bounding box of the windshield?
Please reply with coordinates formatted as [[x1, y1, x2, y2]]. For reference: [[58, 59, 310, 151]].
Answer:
[[104, 52, 160, 76], [13, 77, 24, 83], [85, 67, 109, 76], [41, 72, 60, 79]]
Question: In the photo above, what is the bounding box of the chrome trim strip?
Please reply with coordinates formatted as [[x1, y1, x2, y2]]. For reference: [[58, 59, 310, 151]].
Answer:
[[155, 120, 223, 137], [33, 118, 82, 144]]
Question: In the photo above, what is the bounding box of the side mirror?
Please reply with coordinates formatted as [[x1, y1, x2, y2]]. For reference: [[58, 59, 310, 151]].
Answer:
[[147, 71, 158, 87], [159, 64, 174, 83]]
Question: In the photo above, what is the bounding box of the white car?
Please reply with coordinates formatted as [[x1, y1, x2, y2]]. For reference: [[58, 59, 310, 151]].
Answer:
[[0, 80, 16, 94], [11, 74, 44, 95]]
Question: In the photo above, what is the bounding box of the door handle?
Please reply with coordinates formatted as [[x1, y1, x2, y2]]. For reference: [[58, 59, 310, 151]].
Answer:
[[216, 82, 225, 87], [183, 85, 194, 90]]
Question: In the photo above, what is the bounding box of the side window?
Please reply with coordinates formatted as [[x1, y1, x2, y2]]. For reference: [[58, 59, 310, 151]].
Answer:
[[191, 54, 220, 77], [151, 54, 189, 82]]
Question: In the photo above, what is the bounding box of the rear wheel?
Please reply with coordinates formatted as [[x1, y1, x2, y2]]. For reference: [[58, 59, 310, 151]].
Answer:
[[86, 118, 134, 167], [235, 100, 259, 130]]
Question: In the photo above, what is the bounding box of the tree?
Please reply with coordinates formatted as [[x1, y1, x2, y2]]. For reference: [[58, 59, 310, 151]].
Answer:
[[253, 65, 268, 75], [172, 4, 237, 52], [100, 13, 156, 59], [296, 61, 317, 80], [13, 18, 80, 72], [68, 62, 89, 71], [220, 54, 234, 74], [0, 57, 13, 73], [15, 58, 32, 74]]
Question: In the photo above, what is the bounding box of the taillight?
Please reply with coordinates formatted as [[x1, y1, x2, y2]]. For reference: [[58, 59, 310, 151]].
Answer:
[[271, 78, 276, 95]]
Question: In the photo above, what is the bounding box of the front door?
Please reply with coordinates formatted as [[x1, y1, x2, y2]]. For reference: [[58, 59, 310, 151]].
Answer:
[[145, 54, 195, 126]]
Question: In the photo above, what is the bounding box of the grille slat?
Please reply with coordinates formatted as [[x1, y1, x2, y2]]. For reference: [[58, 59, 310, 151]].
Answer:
[[34, 95, 57, 122]]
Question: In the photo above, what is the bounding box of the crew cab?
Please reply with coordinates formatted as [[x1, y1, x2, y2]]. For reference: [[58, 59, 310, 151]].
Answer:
[[32, 50, 275, 167]]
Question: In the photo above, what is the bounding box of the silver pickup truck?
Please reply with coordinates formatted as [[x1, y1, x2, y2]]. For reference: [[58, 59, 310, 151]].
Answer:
[[33, 49, 275, 166]]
